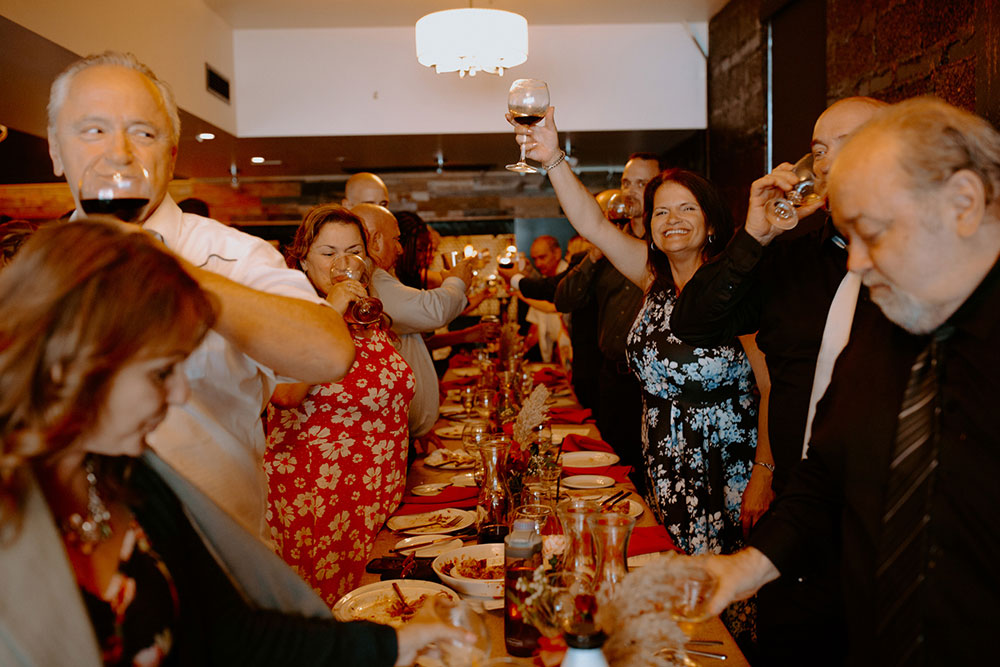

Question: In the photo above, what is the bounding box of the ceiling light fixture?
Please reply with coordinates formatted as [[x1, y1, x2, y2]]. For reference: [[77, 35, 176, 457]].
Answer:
[[415, 8, 528, 78], [195, 132, 215, 142], [251, 156, 265, 164]]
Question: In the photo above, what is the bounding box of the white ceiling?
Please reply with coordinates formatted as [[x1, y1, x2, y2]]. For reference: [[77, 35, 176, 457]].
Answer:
[[205, 0, 728, 29]]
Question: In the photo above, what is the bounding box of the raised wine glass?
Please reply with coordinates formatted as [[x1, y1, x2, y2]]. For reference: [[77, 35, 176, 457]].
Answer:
[[506, 79, 550, 174], [764, 153, 826, 230], [78, 155, 154, 223], [329, 253, 383, 326], [423, 597, 491, 667]]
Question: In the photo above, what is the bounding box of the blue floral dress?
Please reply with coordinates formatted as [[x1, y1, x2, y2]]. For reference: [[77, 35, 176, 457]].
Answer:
[[625, 286, 757, 556]]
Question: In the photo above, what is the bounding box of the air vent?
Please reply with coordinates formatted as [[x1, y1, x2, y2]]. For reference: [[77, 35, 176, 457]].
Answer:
[[205, 64, 230, 103]]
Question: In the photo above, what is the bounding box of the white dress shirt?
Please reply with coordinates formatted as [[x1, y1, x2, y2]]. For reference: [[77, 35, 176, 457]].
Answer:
[[370, 268, 467, 437], [138, 195, 326, 540]]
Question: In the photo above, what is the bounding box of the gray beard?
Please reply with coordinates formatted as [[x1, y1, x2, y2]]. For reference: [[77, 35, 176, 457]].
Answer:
[[869, 287, 949, 335]]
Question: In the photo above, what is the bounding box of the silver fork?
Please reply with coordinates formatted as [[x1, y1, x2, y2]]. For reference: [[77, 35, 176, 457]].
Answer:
[[401, 515, 462, 531]]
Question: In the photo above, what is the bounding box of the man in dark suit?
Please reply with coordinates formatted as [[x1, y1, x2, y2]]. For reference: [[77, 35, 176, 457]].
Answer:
[[701, 97, 1000, 665]]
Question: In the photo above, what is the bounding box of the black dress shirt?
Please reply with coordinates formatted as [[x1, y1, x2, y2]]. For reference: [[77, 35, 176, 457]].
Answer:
[[750, 258, 1000, 665], [671, 219, 847, 492], [554, 255, 644, 364]]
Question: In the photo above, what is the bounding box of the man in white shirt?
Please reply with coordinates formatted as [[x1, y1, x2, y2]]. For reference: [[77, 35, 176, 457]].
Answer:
[[47, 52, 355, 539], [524, 235, 569, 363], [352, 204, 473, 438]]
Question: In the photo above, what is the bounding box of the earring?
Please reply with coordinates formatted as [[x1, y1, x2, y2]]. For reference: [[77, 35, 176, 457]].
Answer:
[[707, 234, 716, 245]]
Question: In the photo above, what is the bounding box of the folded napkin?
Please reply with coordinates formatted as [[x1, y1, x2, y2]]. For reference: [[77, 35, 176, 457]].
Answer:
[[627, 525, 682, 556], [533, 367, 566, 387], [560, 434, 615, 454], [440, 375, 478, 390], [562, 464, 633, 483], [394, 487, 479, 516], [548, 406, 594, 424], [449, 352, 476, 368]]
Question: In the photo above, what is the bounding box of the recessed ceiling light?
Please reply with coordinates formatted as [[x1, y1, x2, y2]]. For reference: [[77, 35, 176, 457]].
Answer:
[[195, 132, 215, 141], [251, 156, 265, 164]]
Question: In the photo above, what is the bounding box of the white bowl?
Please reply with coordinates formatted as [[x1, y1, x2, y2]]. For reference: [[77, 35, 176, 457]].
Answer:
[[432, 543, 504, 598]]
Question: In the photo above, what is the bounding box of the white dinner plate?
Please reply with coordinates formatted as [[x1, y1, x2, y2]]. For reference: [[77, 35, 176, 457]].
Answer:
[[551, 425, 593, 440], [560, 451, 620, 468], [450, 367, 479, 377], [332, 579, 459, 626], [439, 405, 467, 417], [433, 424, 466, 440], [411, 483, 452, 496], [604, 498, 643, 519], [393, 534, 464, 558], [386, 508, 476, 535], [424, 448, 476, 469], [561, 474, 616, 490], [450, 472, 477, 487]]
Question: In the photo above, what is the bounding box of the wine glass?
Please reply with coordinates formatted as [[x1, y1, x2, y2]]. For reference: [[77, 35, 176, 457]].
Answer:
[[604, 191, 634, 226], [764, 153, 826, 230], [506, 79, 550, 174], [472, 388, 497, 423], [462, 419, 492, 480], [78, 155, 154, 223], [329, 253, 383, 326]]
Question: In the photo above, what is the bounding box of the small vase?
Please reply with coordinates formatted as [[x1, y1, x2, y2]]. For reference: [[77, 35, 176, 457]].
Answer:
[[556, 499, 600, 578], [477, 438, 512, 544], [588, 511, 636, 600]]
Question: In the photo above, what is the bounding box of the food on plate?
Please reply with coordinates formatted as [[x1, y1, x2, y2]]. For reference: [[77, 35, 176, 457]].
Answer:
[[425, 448, 476, 468], [440, 556, 504, 580], [357, 591, 449, 627]]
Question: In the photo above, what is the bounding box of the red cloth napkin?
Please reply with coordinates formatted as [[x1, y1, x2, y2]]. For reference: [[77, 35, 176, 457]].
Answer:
[[628, 525, 682, 556], [560, 434, 615, 453], [440, 375, 477, 390], [562, 464, 633, 483], [548, 406, 594, 424], [449, 351, 476, 368], [394, 487, 478, 516], [533, 367, 566, 387]]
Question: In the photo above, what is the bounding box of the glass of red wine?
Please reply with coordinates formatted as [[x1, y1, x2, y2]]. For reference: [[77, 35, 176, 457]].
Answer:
[[604, 191, 635, 227], [329, 253, 383, 326], [78, 156, 153, 223], [506, 79, 550, 174]]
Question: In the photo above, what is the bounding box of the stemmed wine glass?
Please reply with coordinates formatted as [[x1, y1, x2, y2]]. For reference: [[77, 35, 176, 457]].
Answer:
[[329, 253, 383, 326], [764, 153, 826, 230], [604, 191, 633, 226], [506, 79, 550, 174], [422, 597, 491, 667], [78, 155, 154, 223], [462, 420, 492, 485]]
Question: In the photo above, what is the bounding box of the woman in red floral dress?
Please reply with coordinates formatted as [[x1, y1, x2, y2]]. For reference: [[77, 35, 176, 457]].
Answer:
[[264, 205, 415, 606]]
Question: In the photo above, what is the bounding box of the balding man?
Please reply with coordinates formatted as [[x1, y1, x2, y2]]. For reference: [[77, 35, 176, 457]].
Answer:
[[45, 52, 355, 542], [343, 172, 390, 208], [704, 97, 1000, 665], [671, 97, 886, 664], [352, 204, 472, 438]]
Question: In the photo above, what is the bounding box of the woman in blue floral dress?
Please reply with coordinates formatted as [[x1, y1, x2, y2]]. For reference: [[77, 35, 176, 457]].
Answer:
[[513, 110, 769, 645]]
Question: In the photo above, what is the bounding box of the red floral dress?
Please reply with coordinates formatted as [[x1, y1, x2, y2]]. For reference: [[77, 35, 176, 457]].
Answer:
[[264, 328, 414, 606]]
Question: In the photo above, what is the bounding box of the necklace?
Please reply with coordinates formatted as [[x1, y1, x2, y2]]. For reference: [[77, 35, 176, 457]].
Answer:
[[61, 458, 113, 553]]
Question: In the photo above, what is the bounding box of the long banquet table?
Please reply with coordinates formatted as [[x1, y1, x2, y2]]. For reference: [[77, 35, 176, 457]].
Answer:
[[361, 363, 748, 665]]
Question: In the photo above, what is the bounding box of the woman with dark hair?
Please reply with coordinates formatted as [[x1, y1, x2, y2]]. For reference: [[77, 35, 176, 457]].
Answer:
[[266, 204, 414, 606], [0, 219, 460, 666], [512, 110, 768, 642], [394, 211, 438, 290]]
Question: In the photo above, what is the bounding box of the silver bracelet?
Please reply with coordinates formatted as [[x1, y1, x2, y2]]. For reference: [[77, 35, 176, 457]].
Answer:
[[754, 461, 775, 473], [543, 150, 567, 172]]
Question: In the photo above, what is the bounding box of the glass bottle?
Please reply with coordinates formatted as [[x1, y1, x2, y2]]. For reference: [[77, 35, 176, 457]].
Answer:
[[587, 512, 636, 600], [477, 438, 511, 544], [504, 518, 543, 657], [556, 499, 599, 578]]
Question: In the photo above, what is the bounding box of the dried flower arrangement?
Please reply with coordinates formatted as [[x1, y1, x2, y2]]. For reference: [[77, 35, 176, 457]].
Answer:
[[594, 553, 697, 667], [513, 384, 551, 447]]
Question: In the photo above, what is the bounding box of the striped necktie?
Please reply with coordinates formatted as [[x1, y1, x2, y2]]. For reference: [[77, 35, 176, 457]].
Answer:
[[874, 341, 939, 664]]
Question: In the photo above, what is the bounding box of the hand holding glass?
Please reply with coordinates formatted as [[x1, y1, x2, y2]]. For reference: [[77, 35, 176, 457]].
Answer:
[[78, 156, 153, 223], [764, 153, 826, 230], [506, 79, 550, 174], [329, 253, 383, 326]]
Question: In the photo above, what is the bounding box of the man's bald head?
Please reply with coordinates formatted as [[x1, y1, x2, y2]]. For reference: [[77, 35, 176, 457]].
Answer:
[[343, 172, 389, 208], [351, 203, 401, 271], [811, 96, 888, 184]]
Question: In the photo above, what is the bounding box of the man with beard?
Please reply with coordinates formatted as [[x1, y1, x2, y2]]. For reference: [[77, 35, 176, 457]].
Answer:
[[700, 97, 1000, 665]]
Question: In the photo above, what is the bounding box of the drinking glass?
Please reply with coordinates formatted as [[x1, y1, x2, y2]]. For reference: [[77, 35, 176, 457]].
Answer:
[[460, 385, 477, 416], [764, 153, 826, 230], [329, 253, 383, 326], [427, 597, 492, 667], [604, 191, 634, 226], [513, 503, 554, 535], [472, 388, 497, 423], [78, 155, 154, 222], [462, 420, 492, 483], [506, 79, 550, 174], [656, 561, 720, 667]]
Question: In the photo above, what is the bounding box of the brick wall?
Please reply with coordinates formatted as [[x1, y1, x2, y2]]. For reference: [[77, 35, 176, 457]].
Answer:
[[707, 0, 766, 225], [827, 0, 976, 110]]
